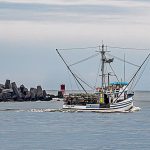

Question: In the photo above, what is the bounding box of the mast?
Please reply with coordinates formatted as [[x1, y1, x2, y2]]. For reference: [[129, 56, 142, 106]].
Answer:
[[100, 44, 114, 88], [101, 44, 105, 88]]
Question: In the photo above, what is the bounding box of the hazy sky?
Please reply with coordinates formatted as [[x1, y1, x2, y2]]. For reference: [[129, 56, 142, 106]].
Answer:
[[0, 0, 150, 90]]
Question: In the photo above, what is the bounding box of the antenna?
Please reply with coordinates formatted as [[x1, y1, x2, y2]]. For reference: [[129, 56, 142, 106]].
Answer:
[[124, 53, 126, 82]]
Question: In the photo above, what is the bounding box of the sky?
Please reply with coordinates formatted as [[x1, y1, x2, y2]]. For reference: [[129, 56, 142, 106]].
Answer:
[[0, 0, 150, 90]]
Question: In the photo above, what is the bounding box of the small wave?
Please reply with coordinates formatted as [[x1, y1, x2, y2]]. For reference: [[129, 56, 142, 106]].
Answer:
[[129, 106, 141, 112], [28, 108, 78, 113], [28, 107, 141, 113], [0, 108, 20, 112], [23, 106, 142, 113], [29, 108, 63, 112], [0, 106, 141, 113]]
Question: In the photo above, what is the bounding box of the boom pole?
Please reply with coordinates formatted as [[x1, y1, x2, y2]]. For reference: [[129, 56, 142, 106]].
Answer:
[[56, 49, 87, 94], [115, 53, 150, 102]]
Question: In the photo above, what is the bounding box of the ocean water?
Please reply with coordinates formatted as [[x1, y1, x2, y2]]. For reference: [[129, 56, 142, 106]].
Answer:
[[0, 91, 150, 150]]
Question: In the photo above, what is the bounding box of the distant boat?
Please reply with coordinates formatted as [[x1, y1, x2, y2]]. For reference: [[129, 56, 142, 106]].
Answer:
[[56, 44, 150, 112]]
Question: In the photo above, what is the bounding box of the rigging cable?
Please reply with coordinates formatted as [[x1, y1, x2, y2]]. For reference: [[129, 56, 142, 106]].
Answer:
[[129, 73, 137, 92], [114, 53, 150, 102], [67, 70, 73, 91], [56, 49, 87, 94], [109, 63, 120, 82], [94, 55, 101, 90], [107, 46, 150, 51], [70, 65, 95, 90], [131, 56, 150, 90], [107, 53, 140, 67], [74, 73, 95, 90], [58, 45, 150, 51], [74, 75, 82, 92], [58, 46, 99, 51], [69, 53, 100, 67]]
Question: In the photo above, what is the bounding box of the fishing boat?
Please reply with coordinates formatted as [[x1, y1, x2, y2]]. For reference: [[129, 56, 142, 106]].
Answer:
[[56, 44, 150, 112]]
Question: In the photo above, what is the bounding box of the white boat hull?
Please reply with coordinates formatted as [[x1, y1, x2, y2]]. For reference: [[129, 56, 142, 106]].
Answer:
[[63, 97, 133, 112]]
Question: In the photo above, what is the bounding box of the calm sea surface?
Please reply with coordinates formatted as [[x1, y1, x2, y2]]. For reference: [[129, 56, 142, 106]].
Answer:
[[0, 91, 150, 150]]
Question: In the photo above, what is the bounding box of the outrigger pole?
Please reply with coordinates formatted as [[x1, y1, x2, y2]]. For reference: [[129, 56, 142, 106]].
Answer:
[[56, 49, 88, 94], [114, 53, 150, 102]]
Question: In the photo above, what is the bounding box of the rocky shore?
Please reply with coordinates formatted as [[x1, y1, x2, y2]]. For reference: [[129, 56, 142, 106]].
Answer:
[[0, 79, 62, 102]]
